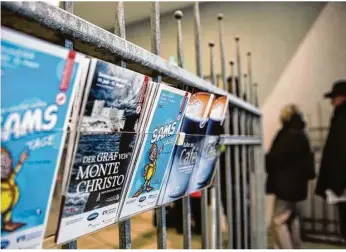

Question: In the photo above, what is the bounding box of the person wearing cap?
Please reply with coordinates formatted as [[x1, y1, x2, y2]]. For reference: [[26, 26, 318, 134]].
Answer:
[[316, 80, 346, 241]]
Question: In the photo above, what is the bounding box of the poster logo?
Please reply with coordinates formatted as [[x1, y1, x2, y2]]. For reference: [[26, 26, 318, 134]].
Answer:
[[16, 231, 42, 243], [16, 235, 26, 243], [102, 208, 116, 216], [1, 240, 10, 249], [87, 212, 99, 221]]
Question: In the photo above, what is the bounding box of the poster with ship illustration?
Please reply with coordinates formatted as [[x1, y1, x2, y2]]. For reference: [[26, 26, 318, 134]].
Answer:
[[55, 59, 150, 244], [159, 92, 215, 205], [118, 84, 190, 219], [188, 95, 229, 193], [1, 27, 86, 249]]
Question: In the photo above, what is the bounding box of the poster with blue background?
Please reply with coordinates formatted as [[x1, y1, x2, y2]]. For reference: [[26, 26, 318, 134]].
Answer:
[[1, 27, 84, 249], [119, 85, 190, 219]]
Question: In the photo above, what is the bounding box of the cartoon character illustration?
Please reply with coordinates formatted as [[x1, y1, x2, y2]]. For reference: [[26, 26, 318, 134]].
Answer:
[[1, 147, 28, 232], [133, 143, 163, 197]]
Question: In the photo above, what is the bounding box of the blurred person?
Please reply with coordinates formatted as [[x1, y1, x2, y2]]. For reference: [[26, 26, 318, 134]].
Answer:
[[315, 80, 346, 242], [266, 104, 315, 249]]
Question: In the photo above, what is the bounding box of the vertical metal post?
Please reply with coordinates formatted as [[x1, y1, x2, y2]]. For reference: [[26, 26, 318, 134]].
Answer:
[[194, 2, 202, 78], [252, 81, 260, 248], [210, 186, 217, 248], [241, 74, 249, 249], [234, 37, 242, 249], [175, 11, 184, 69], [215, 159, 223, 249], [115, 2, 127, 69], [174, 10, 191, 249], [253, 83, 259, 108], [151, 2, 166, 249], [254, 118, 267, 249], [217, 14, 227, 90], [115, 2, 131, 249], [229, 61, 239, 249], [247, 52, 253, 105], [251, 81, 266, 249], [209, 41, 222, 249], [61, 2, 76, 249], [235, 38, 242, 93], [194, 2, 209, 249], [61, 1, 73, 50], [217, 13, 232, 249], [246, 52, 255, 249], [209, 41, 217, 103]]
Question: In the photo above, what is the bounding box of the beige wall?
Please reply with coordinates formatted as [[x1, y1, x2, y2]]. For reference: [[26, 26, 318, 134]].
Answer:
[[126, 2, 325, 106], [262, 2, 346, 149]]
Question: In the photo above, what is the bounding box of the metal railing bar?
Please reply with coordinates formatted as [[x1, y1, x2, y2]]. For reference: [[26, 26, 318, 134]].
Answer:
[[194, 2, 209, 249], [1, 1, 261, 116]]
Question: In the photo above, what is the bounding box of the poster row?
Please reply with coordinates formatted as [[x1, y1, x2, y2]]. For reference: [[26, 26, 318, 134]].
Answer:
[[1, 27, 229, 249]]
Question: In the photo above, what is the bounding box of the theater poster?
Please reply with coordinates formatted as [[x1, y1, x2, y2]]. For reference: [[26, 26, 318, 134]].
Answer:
[[118, 85, 190, 219], [1, 27, 85, 249], [55, 59, 149, 244]]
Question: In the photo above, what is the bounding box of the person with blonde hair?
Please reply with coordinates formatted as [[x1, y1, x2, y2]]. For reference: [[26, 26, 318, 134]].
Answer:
[[266, 104, 315, 249]]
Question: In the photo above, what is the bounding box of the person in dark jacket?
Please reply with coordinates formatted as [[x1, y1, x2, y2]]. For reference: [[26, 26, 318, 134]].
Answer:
[[315, 80, 346, 241], [266, 104, 315, 249]]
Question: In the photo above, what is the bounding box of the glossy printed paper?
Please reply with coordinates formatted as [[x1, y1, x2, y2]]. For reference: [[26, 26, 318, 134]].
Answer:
[[1, 27, 83, 249], [119, 85, 190, 219], [56, 59, 149, 244]]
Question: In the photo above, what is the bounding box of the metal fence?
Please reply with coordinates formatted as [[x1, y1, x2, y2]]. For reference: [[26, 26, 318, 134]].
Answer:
[[1, 1, 267, 249]]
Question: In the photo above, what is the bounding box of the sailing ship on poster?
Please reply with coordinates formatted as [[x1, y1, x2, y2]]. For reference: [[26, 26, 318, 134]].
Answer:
[[159, 92, 215, 205], [188, 95, 229, 193], [55, 59, 150, 245], [118, 84, 191, 220], [0, 27, 87, 249]]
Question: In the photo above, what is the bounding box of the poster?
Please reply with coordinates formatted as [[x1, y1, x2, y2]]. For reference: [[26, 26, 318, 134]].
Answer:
[[188, 95, 229, 193], [118, 85, 190, 219], [56, 59, 149, 244], [1, 27, 85, 249], [159, 92, 214, 204]]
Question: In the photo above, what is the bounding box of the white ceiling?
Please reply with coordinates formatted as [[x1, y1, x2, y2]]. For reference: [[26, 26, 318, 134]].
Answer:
[[73, 2, 193, 31]]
